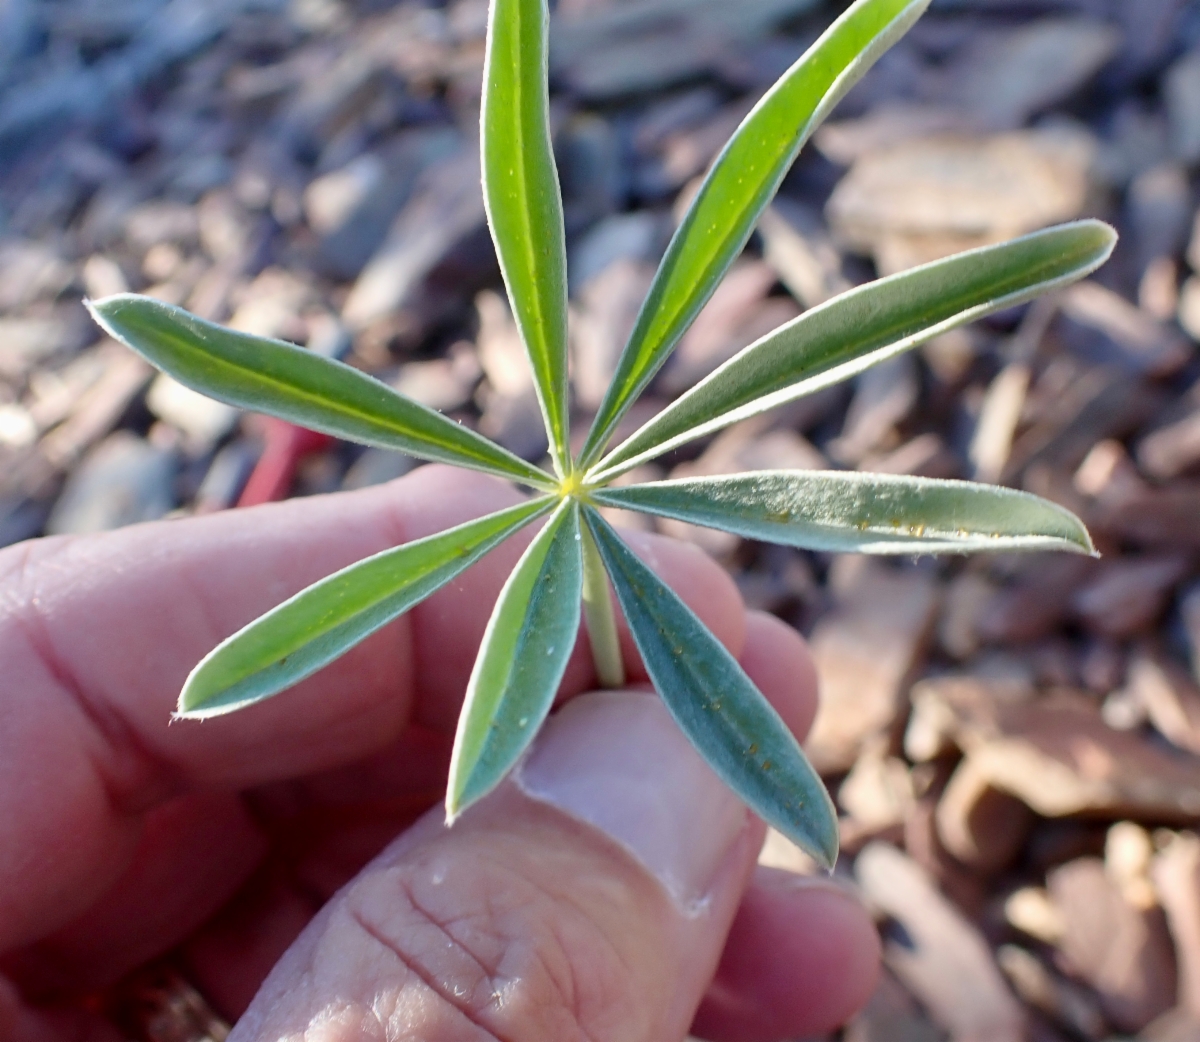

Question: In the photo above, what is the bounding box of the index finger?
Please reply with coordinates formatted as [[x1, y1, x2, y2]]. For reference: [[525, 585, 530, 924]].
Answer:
[[0, 465, 746, 951]]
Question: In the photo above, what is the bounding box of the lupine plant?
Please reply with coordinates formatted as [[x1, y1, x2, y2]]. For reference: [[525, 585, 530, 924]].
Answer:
[[87, 0, 1115, 871]]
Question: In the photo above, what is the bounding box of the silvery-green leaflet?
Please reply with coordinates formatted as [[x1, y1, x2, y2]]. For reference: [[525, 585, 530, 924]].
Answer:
[[87, 0, 1115, 871]]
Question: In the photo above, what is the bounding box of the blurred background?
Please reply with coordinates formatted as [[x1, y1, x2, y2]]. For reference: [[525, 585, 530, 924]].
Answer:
[[2, 0, 1200, 1038]]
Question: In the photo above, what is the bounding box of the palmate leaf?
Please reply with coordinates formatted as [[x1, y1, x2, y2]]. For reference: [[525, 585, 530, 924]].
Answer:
[[179, 498, 553, 719], [591, 221, 1117, 481], [482, 0, 571, 475], [88, 294, 555, 491], [577, 0, 931, 468], [71, 0, 1123, 878], [584, 508, 838, 869], [593, 471, 1095, 556], [448, 500, 583, 818]]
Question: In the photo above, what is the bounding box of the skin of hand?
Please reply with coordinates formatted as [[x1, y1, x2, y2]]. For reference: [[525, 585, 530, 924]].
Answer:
[[0, 465, 880, 1042]]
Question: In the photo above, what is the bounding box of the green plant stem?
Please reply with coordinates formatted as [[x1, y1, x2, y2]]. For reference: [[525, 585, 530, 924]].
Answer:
[[580, 517, 624, 688]]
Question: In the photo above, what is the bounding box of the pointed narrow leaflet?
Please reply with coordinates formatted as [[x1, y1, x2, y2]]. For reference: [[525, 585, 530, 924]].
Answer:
[[88, 294, 554, 489], [595, 472, 1095, 556], [593, 221, 1116, 480], [179, 498, 552, 719], [584, 509, 838, 868], [482, 0, 571, 474], [577, 0, 930, 466], [447, 501, 583, 818]]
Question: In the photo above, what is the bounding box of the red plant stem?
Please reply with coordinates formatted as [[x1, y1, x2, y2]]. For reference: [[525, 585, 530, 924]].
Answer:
[[237, 417, 332, 507]]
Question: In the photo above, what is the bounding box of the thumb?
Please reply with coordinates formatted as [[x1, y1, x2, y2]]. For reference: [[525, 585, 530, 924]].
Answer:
[[231, 689, 765, 1042]]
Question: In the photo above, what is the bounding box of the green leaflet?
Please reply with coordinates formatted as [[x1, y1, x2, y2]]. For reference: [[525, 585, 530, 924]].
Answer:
[[592, 221, 1117, 481], [447, 500, 583, 817], [88, 294, 555, 490], [584, 508, 838, 868], [594, 471, 1095, 556], [179, 498, 553, 719], [482, 0, 571, 475], [576, 0, 930, 467]]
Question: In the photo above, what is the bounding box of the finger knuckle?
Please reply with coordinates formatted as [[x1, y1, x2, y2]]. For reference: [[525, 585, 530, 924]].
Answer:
[[342, 847, 646, 1042]]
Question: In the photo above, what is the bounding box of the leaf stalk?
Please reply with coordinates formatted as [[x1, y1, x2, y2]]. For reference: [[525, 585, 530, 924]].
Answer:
[[580, 519, 625, 689]]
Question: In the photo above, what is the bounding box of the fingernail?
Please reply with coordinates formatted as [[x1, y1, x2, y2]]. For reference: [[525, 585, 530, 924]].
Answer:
[[516, 689, 748, 909]]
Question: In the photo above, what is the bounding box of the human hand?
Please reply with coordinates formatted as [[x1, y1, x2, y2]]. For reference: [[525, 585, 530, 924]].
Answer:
[[0, 465, 879, 1042]]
